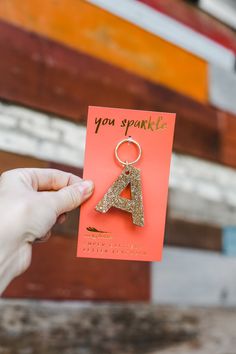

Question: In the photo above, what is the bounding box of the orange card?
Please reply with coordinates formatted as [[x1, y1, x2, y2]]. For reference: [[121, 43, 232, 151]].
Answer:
[[77, 106, 175, 261]]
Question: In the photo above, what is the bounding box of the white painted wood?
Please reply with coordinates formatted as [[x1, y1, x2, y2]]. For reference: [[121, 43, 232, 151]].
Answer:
[[88, 0, 235, 71], [209, 64, 236, 115], [1, 102, 236, 226], [0, 102, 86, 167], [152, 247, 236, 306], [200, 0, 236, 30], [169, 154, 236, 226]]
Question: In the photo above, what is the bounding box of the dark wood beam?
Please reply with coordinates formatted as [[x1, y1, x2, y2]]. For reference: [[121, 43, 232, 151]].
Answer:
[[0, 20, 224, 164]]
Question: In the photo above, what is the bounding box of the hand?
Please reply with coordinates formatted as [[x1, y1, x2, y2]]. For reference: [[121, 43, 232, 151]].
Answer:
[[0, 168, 94, 294]]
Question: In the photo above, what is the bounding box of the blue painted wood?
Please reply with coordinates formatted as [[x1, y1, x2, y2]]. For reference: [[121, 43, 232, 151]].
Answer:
[[223, 227, 236, 256]]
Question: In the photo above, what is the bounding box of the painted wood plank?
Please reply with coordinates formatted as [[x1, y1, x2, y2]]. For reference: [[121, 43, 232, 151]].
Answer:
[[223, 227, 236, 256], [0, 0, 208, 102], [3, 235, 150, 301], [0, 23, 236, 171], [87, 0, 235, 71], [200, 0, 236, 31], [0, 152, 149, 301], [0, 98, 220, 172], [1, 99, 236, 230], [220, 112, 236, 168], [169, 154, 236, 226], [209, 64, 236, 116], [0, 150, 233, 255], [0, 151, 48, 172], [53, 213, 223, 252], [0, 150, 227, 253], [50, 163, 221, 254], [0, 101, 86, 167], [3, 140, 236, 230], [165, 218, 222, 251], [0, 23, 218, 164], [152, 247, 236, 306], [139, 0, 236, 54]]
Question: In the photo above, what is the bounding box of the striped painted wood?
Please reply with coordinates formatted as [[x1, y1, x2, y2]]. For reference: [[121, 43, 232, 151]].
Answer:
[[0, 151, 149, 300], [3, 142, 236, 229], [0, 101, 86, 167], [209, 64, 236, 116], [0, 22, 220, 164], [54, 214, 223, 252], [200, 0, 236, 31], [0, 151, 150, 301], [169, 154, 236, 227], [152, 247, 236, 306], [0, 150, 225, 255], [139, 0, 236, 54], [0, 0, 208, 101], [87, 0, 235, 71], [3, 235, 150, 300]]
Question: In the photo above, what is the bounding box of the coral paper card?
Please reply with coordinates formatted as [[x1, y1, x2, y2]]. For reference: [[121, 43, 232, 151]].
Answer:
[[77, 106, 175, 261]]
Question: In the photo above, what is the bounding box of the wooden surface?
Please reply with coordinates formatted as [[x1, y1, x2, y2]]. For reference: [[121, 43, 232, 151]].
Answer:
[[222, 227, 236, 256], [220, 112, 236, 167], [209, 64, 236, 116], [165, 219, 222, 251], [88, 0, 234, 71], [0, 149, 229, 300], [4, 235, 150, 301], [0, 151, 150, 300], [0, 0, 207, 102], [152, 247, 236, 306], [0, 301, 199, 354], [139, 0, 236, 53], [199, 0, 236, 32], [1, 302, 236, 354], [0, 151, 47, 172], [0, 21, 226, 166], [0, 0, 235, 303]]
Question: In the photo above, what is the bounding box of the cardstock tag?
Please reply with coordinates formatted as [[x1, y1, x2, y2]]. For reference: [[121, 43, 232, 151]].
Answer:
[[77, 106, 176, 261]]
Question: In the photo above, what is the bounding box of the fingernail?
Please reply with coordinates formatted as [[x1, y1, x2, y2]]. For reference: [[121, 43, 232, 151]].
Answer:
[[79, 180, 94, 198]]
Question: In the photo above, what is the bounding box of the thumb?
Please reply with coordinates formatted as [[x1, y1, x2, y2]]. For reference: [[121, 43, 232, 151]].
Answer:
[[49, 179, 94, 216]]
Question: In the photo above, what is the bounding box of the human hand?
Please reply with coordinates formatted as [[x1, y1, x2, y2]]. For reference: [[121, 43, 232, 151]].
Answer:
[[0, 168, 94, 294]]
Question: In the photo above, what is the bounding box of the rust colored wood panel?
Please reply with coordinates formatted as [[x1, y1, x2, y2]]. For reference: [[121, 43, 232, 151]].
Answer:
[[139, 0, 236, 53], [165, 218, 222, 252], [0, 21, 142, 122], [0, 0, 208, 102], [3, 235, 150, 301], [0, 157, 149, 301], [49, 162, 83, 178], [0, 150, 48, 173], [0, 21, 220, 163], [220, 113, 236, 168]]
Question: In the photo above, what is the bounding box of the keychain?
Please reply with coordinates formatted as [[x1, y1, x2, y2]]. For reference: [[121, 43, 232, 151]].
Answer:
[[95, 136, 144, 227]]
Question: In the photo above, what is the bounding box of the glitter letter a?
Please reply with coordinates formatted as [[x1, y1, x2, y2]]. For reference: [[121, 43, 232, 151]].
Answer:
[[95, 165, 144, 226]]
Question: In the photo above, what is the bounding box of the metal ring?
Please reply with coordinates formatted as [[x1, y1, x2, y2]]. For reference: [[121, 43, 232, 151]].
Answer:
[[115, 137, 142, 166]]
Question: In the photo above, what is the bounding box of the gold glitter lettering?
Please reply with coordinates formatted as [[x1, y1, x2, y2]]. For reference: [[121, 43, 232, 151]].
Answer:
[[95, 165, 144, 227]]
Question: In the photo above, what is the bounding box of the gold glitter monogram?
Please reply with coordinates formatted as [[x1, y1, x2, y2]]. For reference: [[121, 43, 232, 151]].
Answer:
[[95, 137, 144, 227]]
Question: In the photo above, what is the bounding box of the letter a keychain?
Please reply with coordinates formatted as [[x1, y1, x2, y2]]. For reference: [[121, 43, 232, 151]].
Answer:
[[95, 137, 144, 226]]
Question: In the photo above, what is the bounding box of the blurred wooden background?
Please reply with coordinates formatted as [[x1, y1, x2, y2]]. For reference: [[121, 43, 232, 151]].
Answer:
[[0, 0, 236, 305]]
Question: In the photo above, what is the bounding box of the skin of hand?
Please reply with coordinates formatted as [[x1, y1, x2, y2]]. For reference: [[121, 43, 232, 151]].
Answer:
[[0, 168, 94, 295]]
